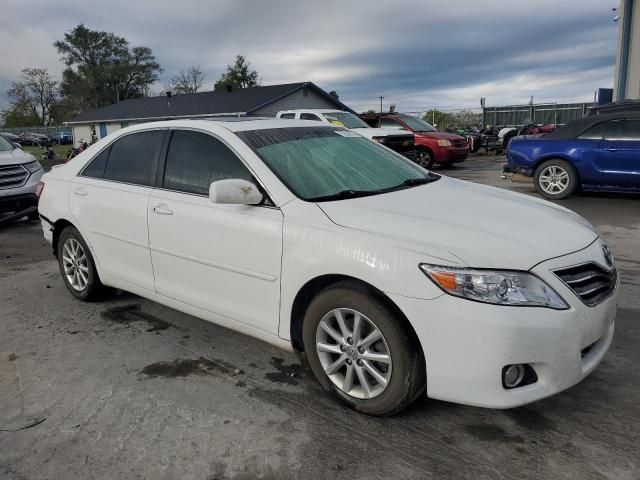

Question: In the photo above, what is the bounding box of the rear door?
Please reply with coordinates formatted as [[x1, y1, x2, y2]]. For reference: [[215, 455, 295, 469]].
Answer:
[[597, 119, 640, 187], [69, 129, 166, 292], [147, 128, 284, 334]]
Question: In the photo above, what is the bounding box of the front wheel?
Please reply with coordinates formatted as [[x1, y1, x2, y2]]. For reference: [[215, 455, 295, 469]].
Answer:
[[416, 149, 434, 169], [534, 159, 578, 200], [302, 282, 426, 416]]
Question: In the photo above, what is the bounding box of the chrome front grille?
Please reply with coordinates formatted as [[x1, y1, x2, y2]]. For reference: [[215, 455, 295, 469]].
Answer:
[[554, 263, 617, 307], [0, 164, 29, 190]]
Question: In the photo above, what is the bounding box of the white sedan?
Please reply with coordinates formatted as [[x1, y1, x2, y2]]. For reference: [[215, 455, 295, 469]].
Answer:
[[37, 119, 618, 416]]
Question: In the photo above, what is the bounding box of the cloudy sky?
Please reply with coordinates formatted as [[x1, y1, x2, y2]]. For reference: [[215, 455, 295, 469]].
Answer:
[[0, 0, 620, 113]]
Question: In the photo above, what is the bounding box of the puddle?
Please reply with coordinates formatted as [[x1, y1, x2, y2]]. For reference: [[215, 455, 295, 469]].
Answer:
[[264, 357, 303, 386], [101, 304, 173, 332], [140, 357, 241, 379]]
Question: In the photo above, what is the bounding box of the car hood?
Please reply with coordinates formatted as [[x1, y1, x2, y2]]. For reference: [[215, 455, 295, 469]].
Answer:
[[351, 127, 413, 139], [0, 148, 36, 166], [414, 131, 465, 141], [317, 177, 597, 270]]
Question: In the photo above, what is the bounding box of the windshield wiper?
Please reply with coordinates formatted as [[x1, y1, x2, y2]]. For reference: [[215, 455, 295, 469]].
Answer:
[[308, 189, 382, 202], [402, 175, 440, 187]]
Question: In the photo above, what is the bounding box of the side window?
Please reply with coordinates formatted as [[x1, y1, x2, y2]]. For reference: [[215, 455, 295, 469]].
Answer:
[[379, 118, 405, 130], [103, 131, 164, 186], [300, 113, 322, 121], [82, 147, 110, 178], [601, 120, 636, 141], [163, 130, 254, 195], [578, 123, 602, 140], [279, 113, 295, 119]]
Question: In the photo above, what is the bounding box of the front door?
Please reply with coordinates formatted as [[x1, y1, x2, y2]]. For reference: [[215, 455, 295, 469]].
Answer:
[[597, 119, 640, 187], [147, 129, 283, 334], [69, 129, 165, 292]]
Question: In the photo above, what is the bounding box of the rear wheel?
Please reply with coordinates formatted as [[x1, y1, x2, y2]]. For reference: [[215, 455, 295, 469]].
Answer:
[[57, 226, 107, 301], [534, 159, 578, 200], [302, 281, 425, 416]]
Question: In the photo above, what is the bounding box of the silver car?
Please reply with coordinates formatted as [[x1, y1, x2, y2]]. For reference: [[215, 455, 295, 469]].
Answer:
[[0, 135, 44, 223]]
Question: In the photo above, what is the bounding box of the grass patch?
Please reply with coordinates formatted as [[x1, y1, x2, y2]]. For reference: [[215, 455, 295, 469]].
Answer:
[[22, 144, 71, 170]]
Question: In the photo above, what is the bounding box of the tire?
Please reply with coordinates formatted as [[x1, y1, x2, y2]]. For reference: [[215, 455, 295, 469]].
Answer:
[[57, 226, 107, 301], [416, 149, 434, 169], [302, 281, 426, 416], [534, 159, 578, 200]]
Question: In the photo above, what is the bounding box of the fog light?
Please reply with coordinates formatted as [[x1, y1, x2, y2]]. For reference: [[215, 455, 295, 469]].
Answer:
[[503, 364, 525, 388]]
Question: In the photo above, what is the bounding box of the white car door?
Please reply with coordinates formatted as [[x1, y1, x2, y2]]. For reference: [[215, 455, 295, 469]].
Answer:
[[69, 129, 166, 292], [147, 128, 284, 334]]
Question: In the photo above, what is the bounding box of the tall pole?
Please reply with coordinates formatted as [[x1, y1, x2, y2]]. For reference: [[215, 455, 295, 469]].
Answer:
[[379, 96, 384, 113]]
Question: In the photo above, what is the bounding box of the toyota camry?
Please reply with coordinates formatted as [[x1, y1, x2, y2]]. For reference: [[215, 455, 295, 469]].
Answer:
[[37, 119, 618, 416]]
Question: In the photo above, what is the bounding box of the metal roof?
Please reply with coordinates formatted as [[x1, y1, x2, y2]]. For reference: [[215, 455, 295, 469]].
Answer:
[[66, 82, 354, 125]]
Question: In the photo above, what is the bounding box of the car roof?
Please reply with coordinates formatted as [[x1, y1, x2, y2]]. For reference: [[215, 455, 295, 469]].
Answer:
[[279, 109, 345, 114], [544, 111, 640, 139], [120, 118, 339, 134]]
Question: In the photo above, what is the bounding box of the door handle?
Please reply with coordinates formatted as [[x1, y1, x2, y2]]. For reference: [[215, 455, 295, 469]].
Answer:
[[152, 203, 173, 215], [72, 187, 87, 196]]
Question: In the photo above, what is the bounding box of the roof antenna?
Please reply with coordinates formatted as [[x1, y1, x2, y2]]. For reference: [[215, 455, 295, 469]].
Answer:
[[166, 90, 172, 108], [226, 84, 233, 93]]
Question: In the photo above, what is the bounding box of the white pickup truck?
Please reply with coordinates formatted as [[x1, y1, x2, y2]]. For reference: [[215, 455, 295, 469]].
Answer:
[[276, 109, 416, 161]]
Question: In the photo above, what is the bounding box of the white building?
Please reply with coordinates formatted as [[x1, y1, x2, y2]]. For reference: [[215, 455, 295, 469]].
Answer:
[[65, 82, 352, 146]]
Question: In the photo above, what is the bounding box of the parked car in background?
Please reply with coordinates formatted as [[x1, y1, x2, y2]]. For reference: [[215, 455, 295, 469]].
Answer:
[[0, 134, 43, 223], [360, 113, 468, 169], [56, 132, 73, 145], [38, 119, 616, 415], [506, 112, 640, 199], [20, 132, 48, 146], [0, 132, 23, 147], [497, 123, 557, 151], [276, 109, 416, 161]]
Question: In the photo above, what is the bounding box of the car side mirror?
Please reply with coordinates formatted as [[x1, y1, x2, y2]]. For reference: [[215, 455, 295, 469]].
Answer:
[[209, 179, 263, 205]]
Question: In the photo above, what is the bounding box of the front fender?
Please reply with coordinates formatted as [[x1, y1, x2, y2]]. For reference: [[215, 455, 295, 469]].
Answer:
[[278, 201, 451, 340]]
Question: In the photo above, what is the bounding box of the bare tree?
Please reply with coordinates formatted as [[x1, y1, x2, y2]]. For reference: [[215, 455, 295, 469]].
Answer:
[[7, 68, 58, 126], [166, 66, 206, 94]]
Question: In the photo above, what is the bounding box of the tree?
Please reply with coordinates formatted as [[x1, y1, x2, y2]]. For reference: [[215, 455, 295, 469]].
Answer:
[[214, 55, 260, 90], [4, 68, 58, 126], [54, 24, 162, 115], [166, 66, 206, 94], [362, 109, 377, 115]]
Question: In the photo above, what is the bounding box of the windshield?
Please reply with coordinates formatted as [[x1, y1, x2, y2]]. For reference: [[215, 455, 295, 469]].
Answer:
[[0, 135, 15, 151], [321, 112, 369, 129], [238, 127, 437, 201], [399, 115, 437, 132]]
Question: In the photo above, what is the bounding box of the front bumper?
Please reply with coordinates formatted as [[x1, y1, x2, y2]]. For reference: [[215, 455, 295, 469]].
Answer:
[[436, 147, 468, 164], [389, 239, 618, 409]]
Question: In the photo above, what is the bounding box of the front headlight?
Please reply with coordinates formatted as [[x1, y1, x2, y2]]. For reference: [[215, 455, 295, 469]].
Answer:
[[419, 264, 568, 309], [371, 136, 385, 143], [436, 139, 452, 147], [24, 160, 43, 173]]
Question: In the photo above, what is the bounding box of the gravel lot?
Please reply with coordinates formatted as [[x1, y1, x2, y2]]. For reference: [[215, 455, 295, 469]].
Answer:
[[1, 155, 639, 480]]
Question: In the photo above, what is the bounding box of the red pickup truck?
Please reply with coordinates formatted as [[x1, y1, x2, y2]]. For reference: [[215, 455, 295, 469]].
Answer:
[[360, 113, 468, 168]]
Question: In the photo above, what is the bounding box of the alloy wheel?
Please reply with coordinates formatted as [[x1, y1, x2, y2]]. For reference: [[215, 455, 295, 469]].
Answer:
[[315, 308, 393, 399], [538, 165, 569, 194], [62, 238, 89, 291]]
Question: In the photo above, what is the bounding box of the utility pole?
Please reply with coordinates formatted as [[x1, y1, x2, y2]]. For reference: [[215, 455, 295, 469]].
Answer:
[[379, 96, 384, 113]]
